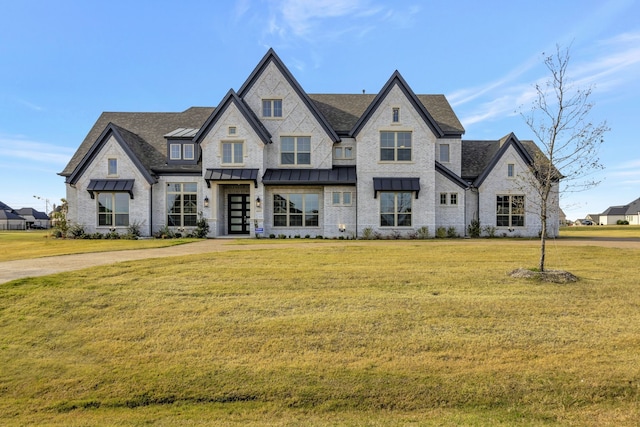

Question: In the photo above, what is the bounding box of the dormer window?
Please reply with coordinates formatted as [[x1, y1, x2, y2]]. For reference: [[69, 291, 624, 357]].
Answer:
[[170, 144, 181, 160], [183, 144, 195, 160], [392, 107, 400, 123], [169, 143, 195, 161], [164, 128, 199, 165]]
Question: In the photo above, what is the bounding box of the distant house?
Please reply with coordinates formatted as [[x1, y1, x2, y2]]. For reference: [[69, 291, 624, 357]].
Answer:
[[60, 48, 560, 238], [0, 202, 26, 230], [594, 197, 640, 225], [15, 208, 50, 229]]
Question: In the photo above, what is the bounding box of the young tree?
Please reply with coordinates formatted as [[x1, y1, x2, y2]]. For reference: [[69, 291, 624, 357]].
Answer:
[[522, 45, 609, 272]]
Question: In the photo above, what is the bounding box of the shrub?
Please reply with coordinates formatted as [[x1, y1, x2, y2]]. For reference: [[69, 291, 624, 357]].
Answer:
[[467, 219, 481, 238], [617, 220, 629, 225], [67, 223, 86, 239], [269, 234, 276, 239], [390, 230, 402, 240], [482, 225, 496, 238], [193, 215, 210, 238], [361, 227, 375, 240], [447, 227, 458, 238], [435, 227, 447, 238], [416, 226, 430, 239], [278, 234, 287, 239], [154, 226, 175, 239], [105, 229, 121, 239]]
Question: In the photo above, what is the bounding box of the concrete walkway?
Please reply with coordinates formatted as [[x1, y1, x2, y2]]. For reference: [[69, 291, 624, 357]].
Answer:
[[1, 237, 639, 284]]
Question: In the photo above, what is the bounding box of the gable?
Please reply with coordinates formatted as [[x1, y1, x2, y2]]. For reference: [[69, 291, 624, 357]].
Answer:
[[237, 48, 340, 143]]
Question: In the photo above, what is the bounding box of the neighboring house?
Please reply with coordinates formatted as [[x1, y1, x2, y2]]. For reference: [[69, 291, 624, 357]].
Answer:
[[0, 202, 26, 230], [60, 49, 560, 239], [593, 197, 640, 225], [15, 208, 50, 229]]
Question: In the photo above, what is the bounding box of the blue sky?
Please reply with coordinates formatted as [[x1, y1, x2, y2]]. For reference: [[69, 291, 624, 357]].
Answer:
[[1, 0, 639, 220]]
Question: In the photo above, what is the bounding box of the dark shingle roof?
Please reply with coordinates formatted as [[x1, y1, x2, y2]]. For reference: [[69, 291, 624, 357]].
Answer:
[[461, 137, 546, 181], [15, 208, 49, 219], [308, 94, 464, 136], [60, 107, 214, 177], [0, 201, 13, 211], [0, 210, 24, 220]]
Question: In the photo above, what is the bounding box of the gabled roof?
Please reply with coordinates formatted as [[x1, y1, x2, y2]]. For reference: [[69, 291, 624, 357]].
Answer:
[[0, 201, 13, 211], [0, 210, 24, 220], [463, 133, 546, 186], [435, 162, 470, 189], [66, 123, 157, 185], [237, 48, 340, 143], [350, 71, 464, 138], [15, 208, 49, 219], [601, 197, 640, 216], [193, 89, 271, 145], [60, 107, 213, 178]]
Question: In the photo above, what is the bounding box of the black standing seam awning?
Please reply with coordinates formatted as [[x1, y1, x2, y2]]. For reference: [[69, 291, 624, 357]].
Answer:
[[262, 166, 357, 185], [205, 168, 259, 188], [87, 179, 135, 199], [373, 177, 420, 198]]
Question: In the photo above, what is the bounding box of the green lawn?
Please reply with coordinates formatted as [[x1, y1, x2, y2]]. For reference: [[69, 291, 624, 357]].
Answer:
[[0, 231, 195, 262], [1, 240, 638, 425], [559, 225, 640, 238]]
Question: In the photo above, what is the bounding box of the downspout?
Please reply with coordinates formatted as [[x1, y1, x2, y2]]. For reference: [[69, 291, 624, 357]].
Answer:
[[149, 185, 153, 237]]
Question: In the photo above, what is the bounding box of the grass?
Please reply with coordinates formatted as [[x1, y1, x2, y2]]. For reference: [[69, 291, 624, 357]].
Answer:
[[1, 240, 639, 425], [0, 231, 196, 262], [559, 225, 640, 238]]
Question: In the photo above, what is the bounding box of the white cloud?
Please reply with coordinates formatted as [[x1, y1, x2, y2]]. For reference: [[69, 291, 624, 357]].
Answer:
[[0, 136, 74, 166]]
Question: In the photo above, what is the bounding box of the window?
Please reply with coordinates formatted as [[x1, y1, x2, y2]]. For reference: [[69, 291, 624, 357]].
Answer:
[[183, 144, 195, 160], [496, 195, 525, 227], [392, 107, 400, 123], [450, 193, 458, 205], [262, 99, 283, 117], [98, 193, 129, 226], [507, 163, 515, 177], [334, 146, 353, 159], [439, 144, 450, 163], [273, 193, 319, 227], [167, 183, 198, 227], [108, 158, 117, 175], [380, 192, 412, 227], [332, 192, 353, 206], [281, 136, 311, 165], [440, 193, 448, 205], [169, 144, 181, 160], [222, 141, 244, 164], [380, 131, 412, 161], [228, 126, 237, 135]]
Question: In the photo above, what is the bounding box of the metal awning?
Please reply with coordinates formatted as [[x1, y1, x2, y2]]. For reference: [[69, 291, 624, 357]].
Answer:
[[373, 177, 420, 198], [87, 179, 135, 199], [262, 166, 356, 185], [205, 168, 259, 188]]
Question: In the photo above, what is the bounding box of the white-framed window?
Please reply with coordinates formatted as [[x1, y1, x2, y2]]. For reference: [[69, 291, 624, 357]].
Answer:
[[440, 192, 458, 205], [222, 141, 244, 164], [334, 146, 353, 159], [332, 191, 353, 206], [450, 193, 458, 205], [228, 126, 237, 136], [167, 183, 198, 227], [183, 143, 195, 160], [169, 144, 181, 160], [392, 107, 400, 123], [380, 131, 412, 162], [273, 193, 319, 227], [439, 144, 450, 163], [507, 163, 515, 177], [262, 99, 283, 118], [496, 195, 525, 227], [97, 193, 129, 226], [380, 192, 412, 227], [108, 158, 118, 175], [281, 136, 311, 165], [440, 193, 448, 205]]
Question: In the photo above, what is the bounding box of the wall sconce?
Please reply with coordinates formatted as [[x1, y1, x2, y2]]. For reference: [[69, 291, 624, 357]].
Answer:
[[204, 196, 209, 207], [256, 197, 261, 208], [339, 224, 346, 233]]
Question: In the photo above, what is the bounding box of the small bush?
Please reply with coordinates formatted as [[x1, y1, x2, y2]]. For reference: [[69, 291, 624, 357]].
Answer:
[[435, 227, 447, 238], [482, 225, 496, 238], [390, 230, 402, 240], [269, 234, 276, 239], [416, 226, 430, 239], [278, 234, 287, 239], [304, 234, 311, 239], [67, 223, 86, 239], [617, 220, 629, 225], [193, 215, 210, 238], [154, 226, 175, 239], [446, 227, 458, 238], [361, 227, 375, 240], [467, 219, 481, 238]]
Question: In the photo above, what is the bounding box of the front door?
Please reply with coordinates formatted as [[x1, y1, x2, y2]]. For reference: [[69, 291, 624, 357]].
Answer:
[[228, 194, 250, 235]]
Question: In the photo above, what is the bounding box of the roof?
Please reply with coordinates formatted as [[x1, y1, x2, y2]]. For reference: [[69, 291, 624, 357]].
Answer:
[[60, 107, 214, 177], [263, 166, 356, 185], [600, 197, 640, 216], [87, 179, 135, 199], [0, 210, 24, 220], [0, 201, 13, 211], [15, 208, 49, 219], [205, 168, 259, 188], [373, 177, 420, 196]]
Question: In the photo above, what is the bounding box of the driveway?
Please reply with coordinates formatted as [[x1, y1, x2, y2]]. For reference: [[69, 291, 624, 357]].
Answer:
[[1, 237, 639, 284]]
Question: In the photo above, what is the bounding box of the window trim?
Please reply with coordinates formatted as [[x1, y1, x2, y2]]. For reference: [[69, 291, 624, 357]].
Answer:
[[392, 107, 400, 123], [221, 141, 244, 165], [273, 193, 320, 228], [281, 136, 311, 166], [107, 158, 118, 176], [496, 194, 525, 227], [97, 192, 129, 227], [380, 191, 412, 227], [507, 163, 515, 177], [332, 191, 353, 206], [439, 144, 450, 163], [334, 146, 354, 160], [380, 131, 412, 162], [167, 182, 198, 228], [262, 99, 283, 118]]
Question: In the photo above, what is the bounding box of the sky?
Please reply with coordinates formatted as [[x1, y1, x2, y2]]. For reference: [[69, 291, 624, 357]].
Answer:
[[1, 0, 639, 220]]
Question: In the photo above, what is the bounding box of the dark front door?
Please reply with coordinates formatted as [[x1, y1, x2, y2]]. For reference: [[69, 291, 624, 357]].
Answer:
[[228, 194, 250, 235]]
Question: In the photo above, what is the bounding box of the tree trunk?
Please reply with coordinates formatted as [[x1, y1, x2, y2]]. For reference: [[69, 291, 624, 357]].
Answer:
[[539, 217, 547, 272]]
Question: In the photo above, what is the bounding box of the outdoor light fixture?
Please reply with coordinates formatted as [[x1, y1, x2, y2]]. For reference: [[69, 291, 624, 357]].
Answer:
[[256, 197, 261, 208], [204, 196, 209, 207], [339, 224, 346, 232]]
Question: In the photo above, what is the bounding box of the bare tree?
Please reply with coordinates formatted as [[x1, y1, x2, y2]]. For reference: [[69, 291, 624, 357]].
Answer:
[[522, 44, 609, 272]]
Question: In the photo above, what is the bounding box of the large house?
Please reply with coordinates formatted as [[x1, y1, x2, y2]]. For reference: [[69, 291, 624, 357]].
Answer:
[[587, 197, 640, 225], [60, 49, 559, 239]]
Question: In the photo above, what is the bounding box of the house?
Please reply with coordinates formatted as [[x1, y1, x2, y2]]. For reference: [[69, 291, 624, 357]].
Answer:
[[60, 49, 560, 239], [0, 202, 26, 230], [15, 208, 50, 229], [593, 197, 640, 225]]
